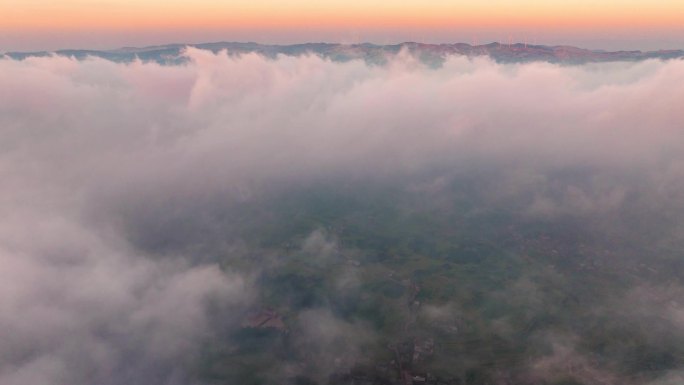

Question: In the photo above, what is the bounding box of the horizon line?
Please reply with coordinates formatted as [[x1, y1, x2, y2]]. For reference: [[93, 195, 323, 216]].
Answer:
[[3, 40, 684, 55]]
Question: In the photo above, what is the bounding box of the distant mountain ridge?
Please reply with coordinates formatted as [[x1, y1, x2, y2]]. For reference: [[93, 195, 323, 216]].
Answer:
[[3, 41, 684, 64]]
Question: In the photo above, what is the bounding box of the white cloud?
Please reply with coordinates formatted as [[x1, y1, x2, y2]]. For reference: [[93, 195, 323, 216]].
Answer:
[[2, 49, 684, 383]]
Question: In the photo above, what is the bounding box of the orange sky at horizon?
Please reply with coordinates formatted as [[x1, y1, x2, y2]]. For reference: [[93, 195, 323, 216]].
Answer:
[[1, 0, 683, 51]]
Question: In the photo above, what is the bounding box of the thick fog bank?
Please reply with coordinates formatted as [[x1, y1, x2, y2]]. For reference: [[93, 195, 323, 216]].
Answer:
[[1, 49, 684, 384]]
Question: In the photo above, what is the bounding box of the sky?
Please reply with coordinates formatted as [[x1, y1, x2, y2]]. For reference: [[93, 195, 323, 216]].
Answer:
[[1, 0, 683, 51]]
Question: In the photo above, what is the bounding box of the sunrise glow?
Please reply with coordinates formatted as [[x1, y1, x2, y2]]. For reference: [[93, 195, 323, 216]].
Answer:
[[2, 0, 684, 51]]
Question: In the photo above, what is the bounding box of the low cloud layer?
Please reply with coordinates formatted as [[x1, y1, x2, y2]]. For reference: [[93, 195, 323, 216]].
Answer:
[[2, 50, 684, 384]]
